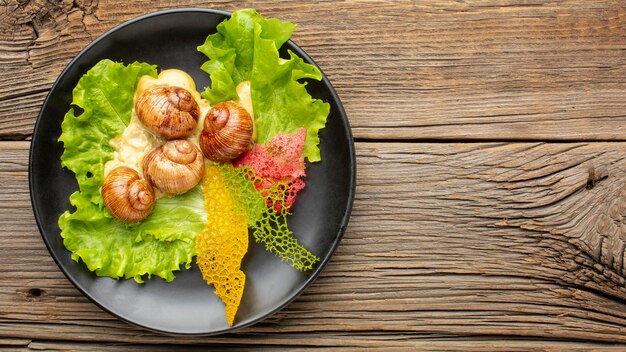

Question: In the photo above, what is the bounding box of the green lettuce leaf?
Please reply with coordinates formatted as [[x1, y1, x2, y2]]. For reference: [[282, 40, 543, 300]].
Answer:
[[137, 185, 205, 243], [58, 59, 205, 283], [198, 8, 329, 162], [59, 192, 197, 282]]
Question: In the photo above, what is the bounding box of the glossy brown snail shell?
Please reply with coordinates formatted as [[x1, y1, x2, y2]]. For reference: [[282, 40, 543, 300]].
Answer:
[[143, 139, 205, 195], [199, 101, 253, 162], [102, 166, 155, 222], [135, 86, 199, 139]]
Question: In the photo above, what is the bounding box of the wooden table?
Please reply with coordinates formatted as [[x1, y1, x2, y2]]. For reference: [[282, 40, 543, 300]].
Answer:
[[2, 0, 626, 350]]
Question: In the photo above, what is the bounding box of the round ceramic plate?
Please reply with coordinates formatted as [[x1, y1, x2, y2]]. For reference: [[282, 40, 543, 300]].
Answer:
[[29, 9, 355, 335]]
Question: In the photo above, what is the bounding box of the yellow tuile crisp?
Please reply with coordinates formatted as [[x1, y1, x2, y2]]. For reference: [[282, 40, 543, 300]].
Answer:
[[196, 164, 249, 326]]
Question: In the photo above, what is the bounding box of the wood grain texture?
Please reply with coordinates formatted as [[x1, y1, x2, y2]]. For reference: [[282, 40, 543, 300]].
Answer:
[[1, 0, 626, 140], [4, 0, 626, 350], [1, 141, 626, 349]]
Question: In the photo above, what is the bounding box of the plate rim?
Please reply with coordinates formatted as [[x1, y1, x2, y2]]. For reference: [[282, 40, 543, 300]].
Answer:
[[28, 7, 356, 336]]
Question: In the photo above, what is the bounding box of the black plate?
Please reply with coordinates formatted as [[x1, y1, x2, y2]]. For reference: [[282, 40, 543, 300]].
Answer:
[[29, 9, 355, 335]]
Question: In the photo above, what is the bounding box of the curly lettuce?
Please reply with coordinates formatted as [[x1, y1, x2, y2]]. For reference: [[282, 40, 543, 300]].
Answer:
[[198, 8, 330, 162], [58, 59, 205, 283]]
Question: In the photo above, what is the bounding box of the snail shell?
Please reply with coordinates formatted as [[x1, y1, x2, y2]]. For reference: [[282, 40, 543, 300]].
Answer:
[[102, 166, 155, 222], [200, 101, 253, 162], [135, 86, 199, 139], [143, 139, 205, 195]]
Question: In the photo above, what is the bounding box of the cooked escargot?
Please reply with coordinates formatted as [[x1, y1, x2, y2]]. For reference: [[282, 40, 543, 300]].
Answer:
[[102, 166, 155, 222], [143, 139, 205, 195], [135, 86, 199, 139], [199, 101, 253, 162]]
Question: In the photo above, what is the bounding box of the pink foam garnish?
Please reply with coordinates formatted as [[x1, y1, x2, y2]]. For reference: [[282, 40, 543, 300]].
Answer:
[[234, 128, 307, 211]]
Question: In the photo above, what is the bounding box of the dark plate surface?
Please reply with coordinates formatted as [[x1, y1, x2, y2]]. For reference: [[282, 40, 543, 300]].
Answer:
[[29, 9, 355, 335]]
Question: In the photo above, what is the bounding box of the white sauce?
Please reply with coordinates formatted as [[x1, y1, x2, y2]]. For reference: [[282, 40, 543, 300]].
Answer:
[[103, 114, 163, 177], [236, 81, 256, 141], [236, 81, 253, 117]]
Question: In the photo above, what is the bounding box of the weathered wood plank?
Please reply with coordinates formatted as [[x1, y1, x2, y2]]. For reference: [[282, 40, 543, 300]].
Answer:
[[0, 338, 31, 347], [20, 340, 626, 351], [2, 0, 626, 140], [2, 141, 626, 347]]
